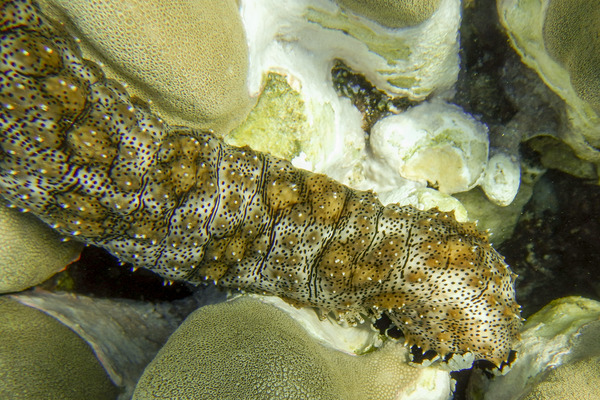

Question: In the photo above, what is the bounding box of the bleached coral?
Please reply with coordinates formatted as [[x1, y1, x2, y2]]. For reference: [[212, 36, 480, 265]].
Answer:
[[242, 0, 460, 100], [370, 101, 489, 195], [370, 101, 520, 206], [236, 0, 462, 194], [471, 296, 600, 400]]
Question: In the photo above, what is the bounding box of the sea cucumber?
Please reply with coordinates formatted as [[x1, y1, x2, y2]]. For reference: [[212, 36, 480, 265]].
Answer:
[[0, 0, 521, 365]]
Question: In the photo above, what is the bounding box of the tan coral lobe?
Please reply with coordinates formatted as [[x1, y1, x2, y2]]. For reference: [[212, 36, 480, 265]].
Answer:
[[37, 0, 252, 133], [0, 0, 521, 364]]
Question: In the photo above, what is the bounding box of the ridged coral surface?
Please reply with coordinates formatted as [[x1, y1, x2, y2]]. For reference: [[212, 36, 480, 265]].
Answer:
[[0, 0, 520, 364]]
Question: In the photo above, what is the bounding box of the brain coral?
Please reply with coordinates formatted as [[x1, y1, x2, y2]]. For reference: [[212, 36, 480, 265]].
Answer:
[[37, 0, 252, 133], [133, 296, 449, 400], [0, 0, 520, 364], [0, 297, 118, 400]]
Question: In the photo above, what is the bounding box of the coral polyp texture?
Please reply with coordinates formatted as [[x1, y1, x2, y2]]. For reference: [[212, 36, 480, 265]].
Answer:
[[36, 0, 252, 134], [333, 0, 441, 28], [0, 0, 520, 364]]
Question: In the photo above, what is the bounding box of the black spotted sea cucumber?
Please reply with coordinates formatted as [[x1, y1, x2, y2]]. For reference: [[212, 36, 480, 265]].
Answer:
[[0, 0, 521, 365]]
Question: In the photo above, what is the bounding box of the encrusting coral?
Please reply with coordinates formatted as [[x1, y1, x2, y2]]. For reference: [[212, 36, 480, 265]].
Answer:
[[0, 0, 521, 364], [133, 296, 452, 400], [0, 201, 82, 293], [498, 0, 600, 170], [333, 0, 442, 28], [0, 297, 119, 400]]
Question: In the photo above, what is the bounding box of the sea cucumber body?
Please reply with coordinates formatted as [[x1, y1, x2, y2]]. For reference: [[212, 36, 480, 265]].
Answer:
[[0, 0, 520, 364]]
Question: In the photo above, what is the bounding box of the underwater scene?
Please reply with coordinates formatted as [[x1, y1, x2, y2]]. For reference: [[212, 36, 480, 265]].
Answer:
[[1, 0, 599, 399]]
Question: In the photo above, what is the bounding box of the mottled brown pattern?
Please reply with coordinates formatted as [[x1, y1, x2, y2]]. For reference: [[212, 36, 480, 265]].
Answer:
[[0, 0, 520, 364]]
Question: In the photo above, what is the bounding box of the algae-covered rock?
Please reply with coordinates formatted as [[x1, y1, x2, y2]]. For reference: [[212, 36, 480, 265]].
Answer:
[[470, 296, 600, 400], [39, 0, 252, 133], [226, 73, 315, 161], [133, 296, 452, 400], [369, 101, 519, 203], [0, 297, 118, 400], [0, 202, 82, 294]]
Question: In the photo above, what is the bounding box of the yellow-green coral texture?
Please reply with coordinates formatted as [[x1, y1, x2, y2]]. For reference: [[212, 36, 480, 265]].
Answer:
[[543, 0, 600, 110], [39, 0, 252, 132], [133, 297, 423, 400], [0, 203, 82, 294], [0, 298, 118, 400], [334, 0, 441, 28]]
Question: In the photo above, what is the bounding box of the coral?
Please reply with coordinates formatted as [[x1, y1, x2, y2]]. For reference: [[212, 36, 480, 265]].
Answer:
[[8, 288, 222, 399], [543, 0, 600, 111], [370, 101, 489, 195], [469, 296, 600, 400], [0, 0, 520, 364], [333, 0, 442, 28], [497, 0, 600, 169], [370, 98, 521, 206], [133, 296, 452, 400], [234, 0, 465, 198], [242, 0, 460, 101], [0, 296, 118, 400], [520, 357, 600, 400], [37, 0, 252, 133], [0, 201, 82, 293]]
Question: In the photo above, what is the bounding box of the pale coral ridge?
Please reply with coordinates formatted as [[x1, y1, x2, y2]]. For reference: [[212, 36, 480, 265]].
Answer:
[[0, 0, 520, 364]]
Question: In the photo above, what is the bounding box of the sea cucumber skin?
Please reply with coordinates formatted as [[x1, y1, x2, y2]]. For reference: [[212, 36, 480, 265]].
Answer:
[[0, 0, 520, 364]]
